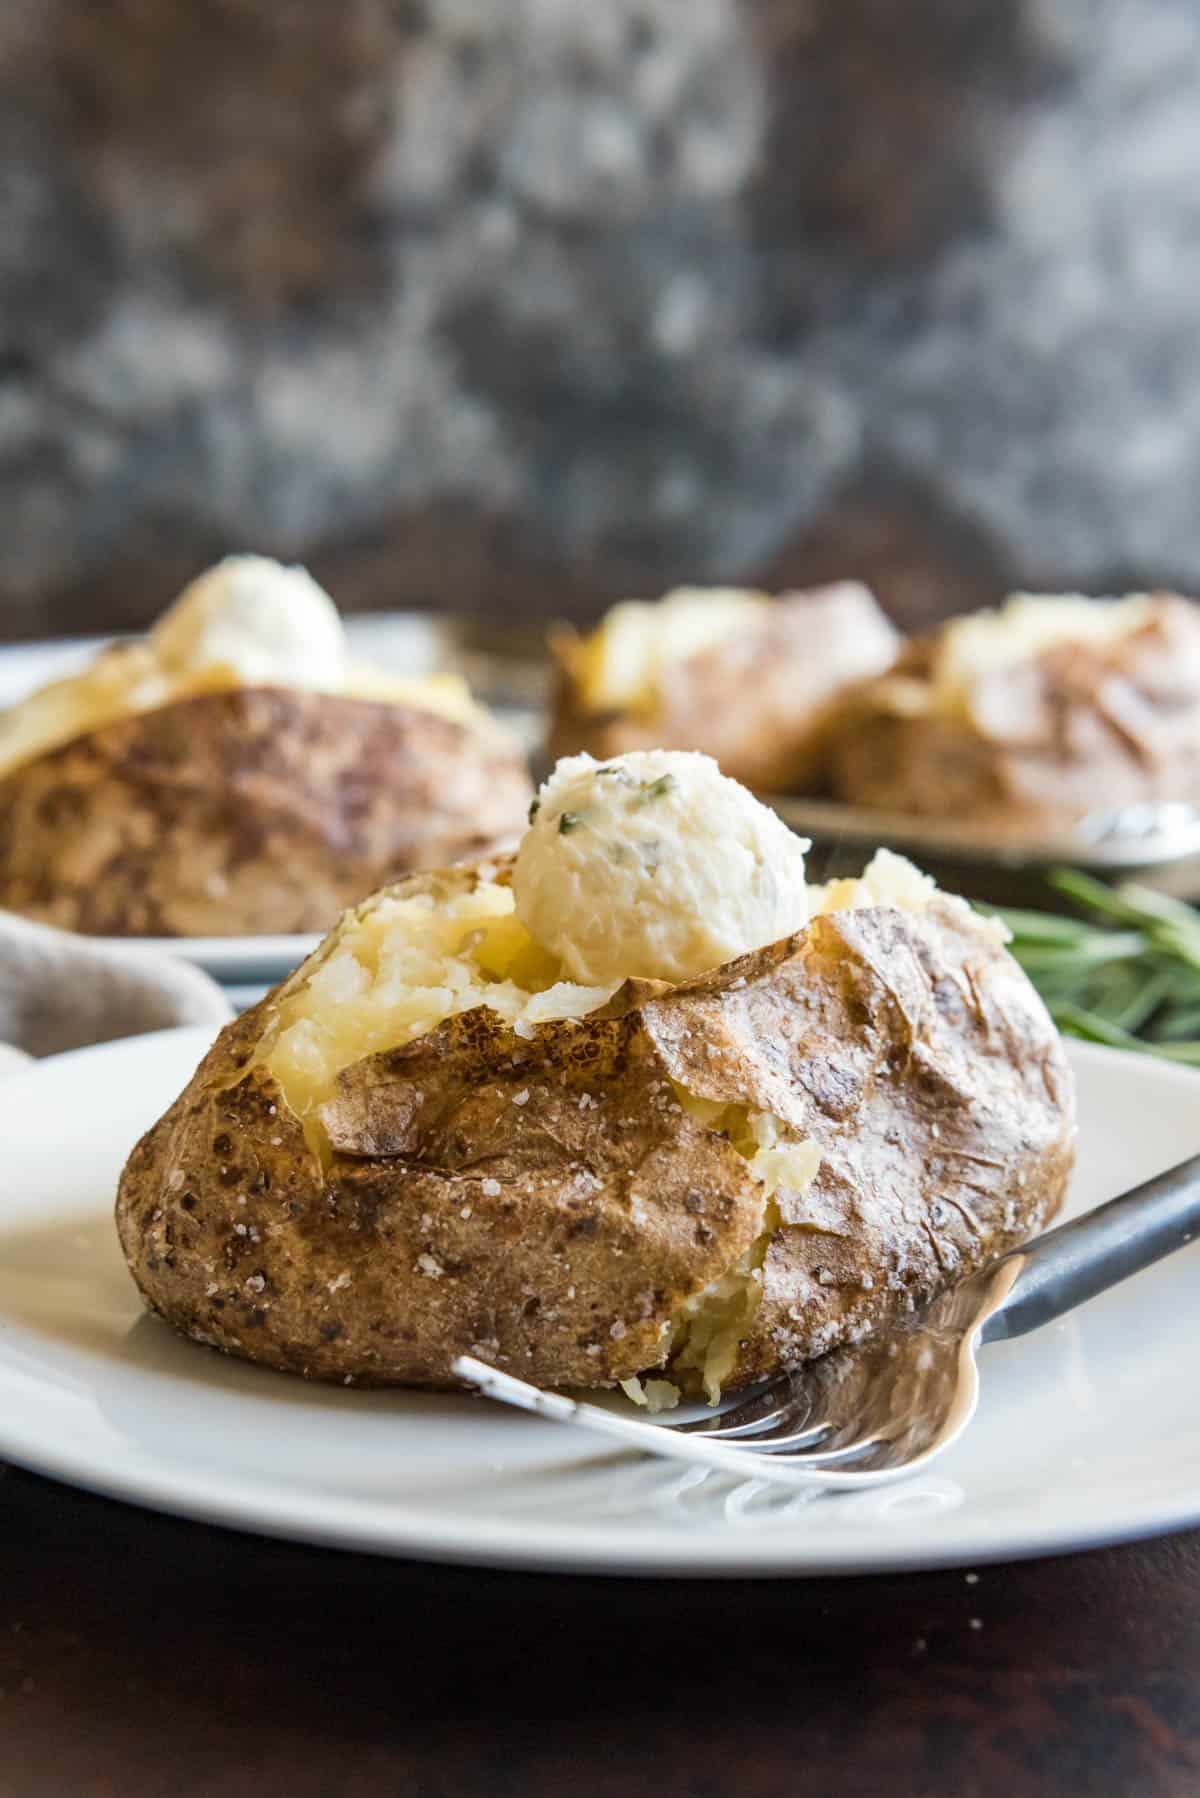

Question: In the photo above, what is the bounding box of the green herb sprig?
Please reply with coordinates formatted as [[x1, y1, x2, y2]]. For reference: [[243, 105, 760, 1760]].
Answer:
[[991, 871, 1200, 1065]]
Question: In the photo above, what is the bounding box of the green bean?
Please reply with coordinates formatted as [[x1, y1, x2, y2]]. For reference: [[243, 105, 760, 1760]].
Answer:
[[980, 905, 1096, 946], [987, 874, 1200, 1069], [1109, 965, 1176, 1033], [1048, 1003, 1147, 1051], [1149, 1003, 1200, 1041]]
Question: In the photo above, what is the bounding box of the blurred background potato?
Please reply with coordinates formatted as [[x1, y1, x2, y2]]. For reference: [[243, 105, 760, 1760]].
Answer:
[[2, 0, 1199, 639]]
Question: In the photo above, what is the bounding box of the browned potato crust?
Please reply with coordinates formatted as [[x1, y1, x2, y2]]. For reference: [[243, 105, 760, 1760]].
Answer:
[[115, 880, 1074, 1393], [830, 592, 1200, 832], [548, 585, 900, 793], [0, 687, 531, 936]]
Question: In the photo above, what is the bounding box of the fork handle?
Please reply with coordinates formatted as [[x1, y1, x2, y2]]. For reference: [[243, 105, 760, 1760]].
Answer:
[[983, 1146, 1200, 1343]]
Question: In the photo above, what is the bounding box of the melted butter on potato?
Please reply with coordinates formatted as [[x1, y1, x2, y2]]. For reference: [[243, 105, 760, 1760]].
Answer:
[[0, 644, 176, 782], [0, 555, 483, 777], [563, 588, 771, 716], [152, 555, 349, 690], [513, 750, 811, 985]]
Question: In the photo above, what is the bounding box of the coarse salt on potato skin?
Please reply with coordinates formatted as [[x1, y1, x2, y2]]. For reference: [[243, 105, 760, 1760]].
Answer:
[[116, 965, 769, 1389], [114, 858, 1075, 1395]]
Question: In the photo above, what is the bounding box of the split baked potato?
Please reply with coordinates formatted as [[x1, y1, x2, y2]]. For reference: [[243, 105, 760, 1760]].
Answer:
[[548, 583, 901, 793], [829, 590, 1200, 833], [116, 750, 1075, 1402], [0, 556, 531, 936]]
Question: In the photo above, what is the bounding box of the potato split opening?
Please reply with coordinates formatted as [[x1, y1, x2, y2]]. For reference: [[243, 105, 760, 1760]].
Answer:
[[664, 1094, 822, 1404], [263, 874, 615, 1134]]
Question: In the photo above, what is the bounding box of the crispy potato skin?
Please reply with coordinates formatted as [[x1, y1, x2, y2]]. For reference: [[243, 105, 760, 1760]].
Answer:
[[644, 902, 1074, 1386], [115, 981, 769, 1389], [0, 687, 531, 935], [116, 878, 1075, 1392], [548, 585, 900, 793], [830, 593, 1200, 831]]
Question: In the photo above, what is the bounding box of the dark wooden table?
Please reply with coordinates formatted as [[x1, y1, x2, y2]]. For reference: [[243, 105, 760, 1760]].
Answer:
[[2, 1462, 1198, 1797]]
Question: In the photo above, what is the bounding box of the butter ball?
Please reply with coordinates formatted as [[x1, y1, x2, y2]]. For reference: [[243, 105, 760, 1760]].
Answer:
[[151, 555, 347, 690], [513, 751, 810, 985]]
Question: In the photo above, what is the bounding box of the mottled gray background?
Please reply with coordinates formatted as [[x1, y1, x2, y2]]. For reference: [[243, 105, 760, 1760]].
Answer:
[[2, 0, 1199, 639]]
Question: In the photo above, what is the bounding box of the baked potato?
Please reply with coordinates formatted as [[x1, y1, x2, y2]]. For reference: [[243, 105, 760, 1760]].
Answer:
[[0, 556, 531, 936], [829, 590, 1200, 833], [116, 750, 1074, 1402], [548, 583, 901, 793]]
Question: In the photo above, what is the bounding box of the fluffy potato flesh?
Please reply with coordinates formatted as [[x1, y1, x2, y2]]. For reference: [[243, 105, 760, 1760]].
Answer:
[[264, 875, 614, 1127], [667, 1100, 822, 1402]]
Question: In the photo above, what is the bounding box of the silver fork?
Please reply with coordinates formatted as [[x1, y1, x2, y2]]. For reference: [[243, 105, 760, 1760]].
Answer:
[[453, 1146, 1200, 1490]]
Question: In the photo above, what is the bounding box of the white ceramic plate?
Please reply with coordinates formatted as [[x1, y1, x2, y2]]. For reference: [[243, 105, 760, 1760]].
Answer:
[[1, 1028, 1198, 1577]]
